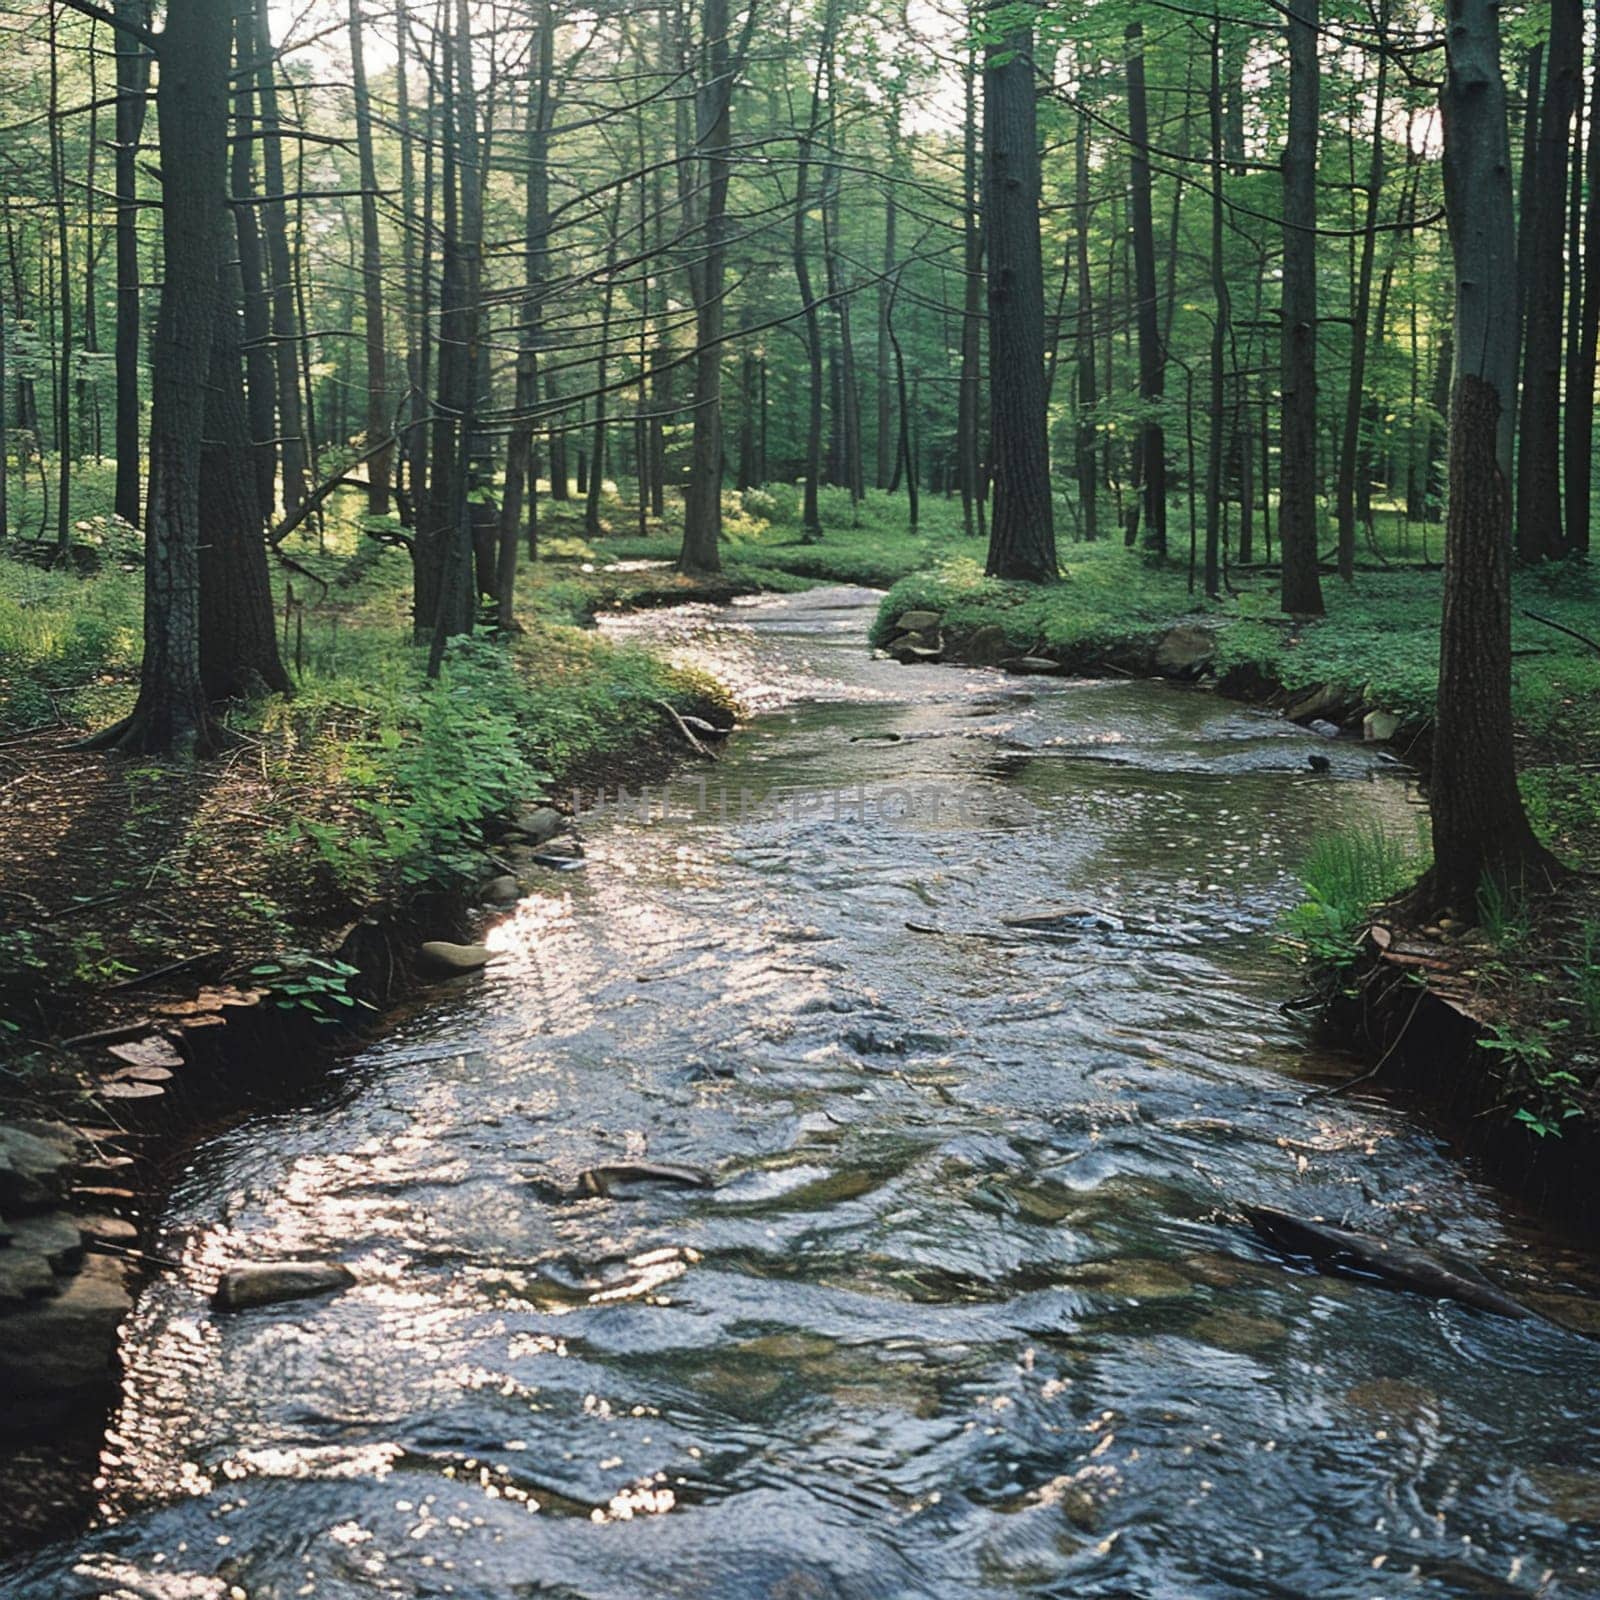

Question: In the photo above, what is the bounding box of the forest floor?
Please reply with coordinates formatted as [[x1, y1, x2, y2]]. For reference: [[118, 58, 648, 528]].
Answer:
[[0, 474, 748, 1099]]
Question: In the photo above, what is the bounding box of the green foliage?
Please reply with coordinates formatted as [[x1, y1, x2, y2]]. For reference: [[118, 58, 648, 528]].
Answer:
[[1566, 922, 1600, 1034], [277, 636, 548, 897], [1479, 1019, 1581, 1139], [249, 954, 372, 1024], [0, 554, 141, 729], [1283, 824, 1430, 968], [1475, 873, 1532, 949]]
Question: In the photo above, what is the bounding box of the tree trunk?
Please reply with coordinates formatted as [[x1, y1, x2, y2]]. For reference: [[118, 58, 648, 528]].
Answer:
[[49, 0, 72, 550], [498, 0, 552, 629], [90, 0, 231, 755], [1565, 0, 1600, 555], [982, 10, 1056, 582], [1124, 22, 1167, 554], [1204, 15, 1228, 599], [1334, 37, 1388, 582], [230, 7, 277, 518], [112, 1, 152, 526], [199, 257, 289, 700], [678, 0, 736, 573], [348, 0, 391, 515], [1427, 0, 1558, 911], [585, 197, 621, 539], [1515, 0, 1581, 562], [957, 48, 984, 537], [791, 46, 827, 544], [252, 0, 307, 514], [418, 0, 483, 654], [876, 102, 899, 490], [1073, 102, 1097, 542], [1279, 0, 1325, 616]]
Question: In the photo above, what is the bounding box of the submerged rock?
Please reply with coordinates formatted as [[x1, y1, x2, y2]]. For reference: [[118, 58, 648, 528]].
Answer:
[[578, 1161, 715, 1198], [417, 941, 494, 977], [1003, 656, 1064, 676], [213, 1262, 355, 1311]]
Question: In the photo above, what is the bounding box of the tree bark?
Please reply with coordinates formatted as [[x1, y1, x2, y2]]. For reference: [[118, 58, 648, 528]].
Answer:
[[1427, 0, 1558, 911], [1334, 37, 1388, 582], [1565, 0, 1600, 555], [1204, 14, 1228, 599], [1124, 21, 1166, 555], [678, 0, 737, 573], [982, 10, 1056, 582], [1515, 0, 1581, 562], [348, 0, 391, 515], [1279, 0, 1325, 616], [498, 0, 553, 628], [199, 258, 290, 700], [90, 0, 230, 754], [1073, 100, 1097, 542], [957, 48, 984, 537], [252, 0, 307, 514], [111, 2, 152, 524]]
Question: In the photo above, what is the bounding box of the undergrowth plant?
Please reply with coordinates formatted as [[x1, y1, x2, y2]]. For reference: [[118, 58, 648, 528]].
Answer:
[[1283, 823, 1431, 969]]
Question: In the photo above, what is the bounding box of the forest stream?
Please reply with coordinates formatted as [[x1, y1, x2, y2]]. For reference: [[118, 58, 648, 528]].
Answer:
[[6, 586, 1599, 1599]]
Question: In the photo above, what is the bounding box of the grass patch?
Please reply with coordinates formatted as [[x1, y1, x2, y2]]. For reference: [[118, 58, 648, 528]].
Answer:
[[1283, 823, 1432, 968]]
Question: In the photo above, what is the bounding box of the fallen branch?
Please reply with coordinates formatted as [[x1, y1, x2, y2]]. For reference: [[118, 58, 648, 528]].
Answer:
[[1521, 608, 1600, 656], [653, 698, 715, 759]]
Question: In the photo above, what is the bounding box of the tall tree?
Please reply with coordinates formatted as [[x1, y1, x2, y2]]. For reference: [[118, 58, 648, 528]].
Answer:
[[1279, 0, 1325, 616], [1124, 20, 1167, 555], [1334, 39, 1389, 582], [678, 0, 744, 573], [1515, 0, 1582, 563], [1565, 0, 1600, 555], [198, 256, 290, 700], [348, 0, 392, 515], [982, 5, 1055, 582], [1426, 0, 1559, 909], [88, 0, 232, 754]]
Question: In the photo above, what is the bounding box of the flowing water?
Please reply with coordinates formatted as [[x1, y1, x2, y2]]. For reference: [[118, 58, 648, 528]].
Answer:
[[7, 587, 1600, 1599]]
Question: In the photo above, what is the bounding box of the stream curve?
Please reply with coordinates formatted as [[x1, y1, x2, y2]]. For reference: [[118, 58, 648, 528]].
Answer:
[[5, 586, 1599, 1599]]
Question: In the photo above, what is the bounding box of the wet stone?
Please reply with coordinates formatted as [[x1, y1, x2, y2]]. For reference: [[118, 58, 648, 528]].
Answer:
[[483, 875, 521, 906], [0, 1254, 132, 1432], [0, 1250, 59, 1304], [1187, 1310, 1287, 1351], [1066, 1259, 1196, 1300], [417, 941, 494, 977], [214, 1262, 356, 1311]]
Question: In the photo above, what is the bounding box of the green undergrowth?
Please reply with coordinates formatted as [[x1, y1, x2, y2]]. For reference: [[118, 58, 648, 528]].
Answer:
[[0, 481, 729, 915], [1282, 823, 1432, 969]]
